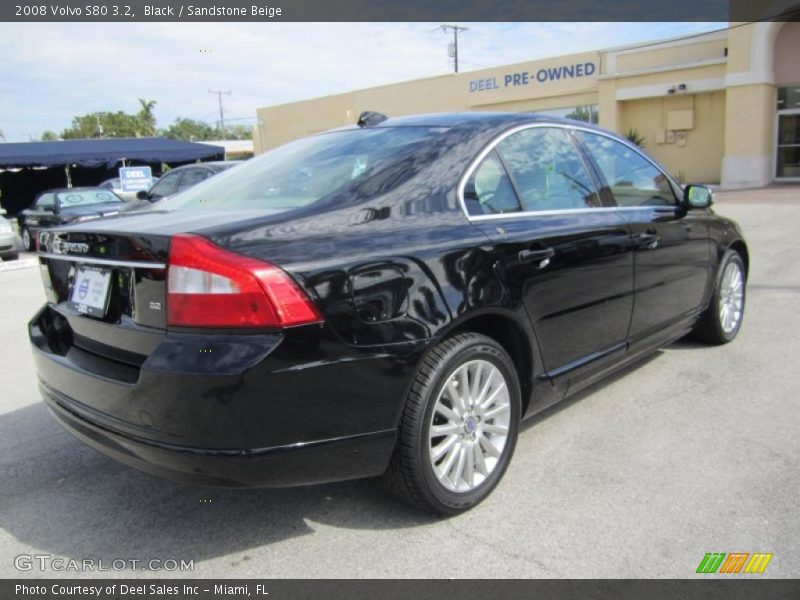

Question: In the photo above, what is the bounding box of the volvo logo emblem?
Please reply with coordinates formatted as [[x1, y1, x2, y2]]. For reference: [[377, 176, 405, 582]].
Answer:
[[77, 278, 90, 300], [464, 416, 476, 433]]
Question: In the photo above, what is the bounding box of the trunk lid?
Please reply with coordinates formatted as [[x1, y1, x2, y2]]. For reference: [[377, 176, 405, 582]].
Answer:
[[37, 208, 283, 360]]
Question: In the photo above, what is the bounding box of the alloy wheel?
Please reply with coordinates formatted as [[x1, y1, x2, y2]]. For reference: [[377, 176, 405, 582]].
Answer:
[[718, 261, 744, 334], [428, 359, 511, 493]]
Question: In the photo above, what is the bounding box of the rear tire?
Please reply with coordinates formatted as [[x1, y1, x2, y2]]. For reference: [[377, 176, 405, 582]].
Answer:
[[693, 250, 746, 344], [386, 333, 521, 515]]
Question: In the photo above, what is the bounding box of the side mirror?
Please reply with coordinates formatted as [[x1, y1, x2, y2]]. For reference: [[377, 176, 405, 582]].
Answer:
[[136, 190, 149, 201], [683, 185, 713, 209]]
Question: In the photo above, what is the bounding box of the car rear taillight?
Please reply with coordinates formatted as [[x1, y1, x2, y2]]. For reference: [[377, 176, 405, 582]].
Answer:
[[167, 234, 323, 328]]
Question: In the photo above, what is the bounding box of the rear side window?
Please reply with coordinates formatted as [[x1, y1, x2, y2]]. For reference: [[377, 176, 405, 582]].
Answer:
[[576, 131, 676, 207], [464, 150, 521, 215], [463, 127, 601, 217], [496, 127, 601, 212]]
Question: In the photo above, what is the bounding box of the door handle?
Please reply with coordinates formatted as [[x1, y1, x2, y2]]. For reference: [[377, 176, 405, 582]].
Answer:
[[636, 231, 661, 250], [518, 247, 555, 268]]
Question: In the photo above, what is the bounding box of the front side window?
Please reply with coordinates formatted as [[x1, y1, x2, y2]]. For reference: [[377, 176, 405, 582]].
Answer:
[[576, 131, 676, 207], [495, 127, 601, 211], [149, 171, 183, 199]]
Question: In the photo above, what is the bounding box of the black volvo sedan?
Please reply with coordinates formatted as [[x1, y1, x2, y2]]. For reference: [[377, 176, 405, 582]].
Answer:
[[19, 187, 126, 251], [30, 112, 748, 514]]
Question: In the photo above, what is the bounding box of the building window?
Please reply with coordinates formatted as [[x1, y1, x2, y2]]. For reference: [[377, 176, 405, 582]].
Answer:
[[777, 86, 800, 111], [777, 86, 800, 179], [533, 104, 599, 124]]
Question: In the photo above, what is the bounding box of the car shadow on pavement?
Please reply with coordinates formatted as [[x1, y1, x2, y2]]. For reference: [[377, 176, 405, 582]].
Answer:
[[0, 402, 438, 571], [0, 342, 693, 571], [520, 350, 662, 433]]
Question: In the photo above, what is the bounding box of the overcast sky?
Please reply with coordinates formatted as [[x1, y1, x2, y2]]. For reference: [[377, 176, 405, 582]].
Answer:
[[0, 22, 722, 143]]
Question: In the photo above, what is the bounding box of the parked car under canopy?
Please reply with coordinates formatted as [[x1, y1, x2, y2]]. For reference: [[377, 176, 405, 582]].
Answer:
[[0, 138, 224, 215]]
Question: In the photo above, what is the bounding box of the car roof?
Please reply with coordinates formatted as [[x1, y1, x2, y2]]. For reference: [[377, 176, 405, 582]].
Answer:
[[375, 112, 545, 127], [325, 111, 613, 138], [167, 160, 242, 173]]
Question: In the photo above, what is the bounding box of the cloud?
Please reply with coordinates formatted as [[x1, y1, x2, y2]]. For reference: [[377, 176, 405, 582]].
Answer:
[[0, 21, 722, 142]]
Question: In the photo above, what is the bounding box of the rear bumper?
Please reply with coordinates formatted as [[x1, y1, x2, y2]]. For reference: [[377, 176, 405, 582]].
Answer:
[[30, 304, 423, 487], [44, 385, 396, 487]]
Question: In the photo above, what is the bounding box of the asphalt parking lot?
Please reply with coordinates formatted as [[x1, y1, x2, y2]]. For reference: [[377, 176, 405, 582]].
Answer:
[[0, 186, 798, 579]]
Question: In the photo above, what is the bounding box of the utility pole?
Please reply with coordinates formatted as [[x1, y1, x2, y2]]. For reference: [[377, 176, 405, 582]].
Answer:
[[438, 24, 469, 73], [209, 89, 231, 138]]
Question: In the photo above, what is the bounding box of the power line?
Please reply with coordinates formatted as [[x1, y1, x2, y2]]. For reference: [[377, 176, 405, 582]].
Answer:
[[460, 59, 491, 69]]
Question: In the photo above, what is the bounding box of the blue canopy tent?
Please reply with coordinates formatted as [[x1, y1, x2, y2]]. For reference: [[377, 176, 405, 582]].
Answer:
[[0, 137, 224, 169], [0, 138, 225, 214]]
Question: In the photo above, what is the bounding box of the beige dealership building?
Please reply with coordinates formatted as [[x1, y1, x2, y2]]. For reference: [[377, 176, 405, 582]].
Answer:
[[255, 21, 800, 189]]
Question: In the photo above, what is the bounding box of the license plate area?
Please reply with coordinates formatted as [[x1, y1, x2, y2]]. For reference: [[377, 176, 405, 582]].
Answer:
[[69, 266, 113, 318]]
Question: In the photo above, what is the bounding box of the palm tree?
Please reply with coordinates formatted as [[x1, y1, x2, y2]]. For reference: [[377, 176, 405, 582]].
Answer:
[[625, 128, 646, 148], [137, 99, 157, 137]]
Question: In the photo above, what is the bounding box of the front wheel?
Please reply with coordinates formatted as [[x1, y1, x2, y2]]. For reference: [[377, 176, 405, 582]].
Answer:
[[21, 228, 32, 251], [693, 250, 746, 344], [386, 333, 521, 515]]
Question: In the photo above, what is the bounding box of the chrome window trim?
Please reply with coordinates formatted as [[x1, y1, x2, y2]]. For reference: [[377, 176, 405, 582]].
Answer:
[[457, 121, 681, 222], [38, 253, 166, 269], [461, 205, 674, 221]]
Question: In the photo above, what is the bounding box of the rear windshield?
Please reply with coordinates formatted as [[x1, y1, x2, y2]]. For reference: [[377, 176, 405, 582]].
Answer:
[[57, 190, 122, 207], [166, 127, 447, 211]]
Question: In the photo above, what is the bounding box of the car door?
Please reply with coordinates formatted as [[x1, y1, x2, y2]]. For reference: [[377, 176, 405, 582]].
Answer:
[[574, 130, 711, 345], [465, 125, 635, 380]]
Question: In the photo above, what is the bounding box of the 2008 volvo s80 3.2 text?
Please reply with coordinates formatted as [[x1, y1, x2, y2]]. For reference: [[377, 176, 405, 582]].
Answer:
[[30, 112, 748, 514]]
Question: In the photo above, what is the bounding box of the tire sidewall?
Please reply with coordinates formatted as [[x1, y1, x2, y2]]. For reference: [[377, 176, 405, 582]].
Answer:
[[22, 228, 31, 251], [416, 337, 521, 513], [711, 251, 746, 343]]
